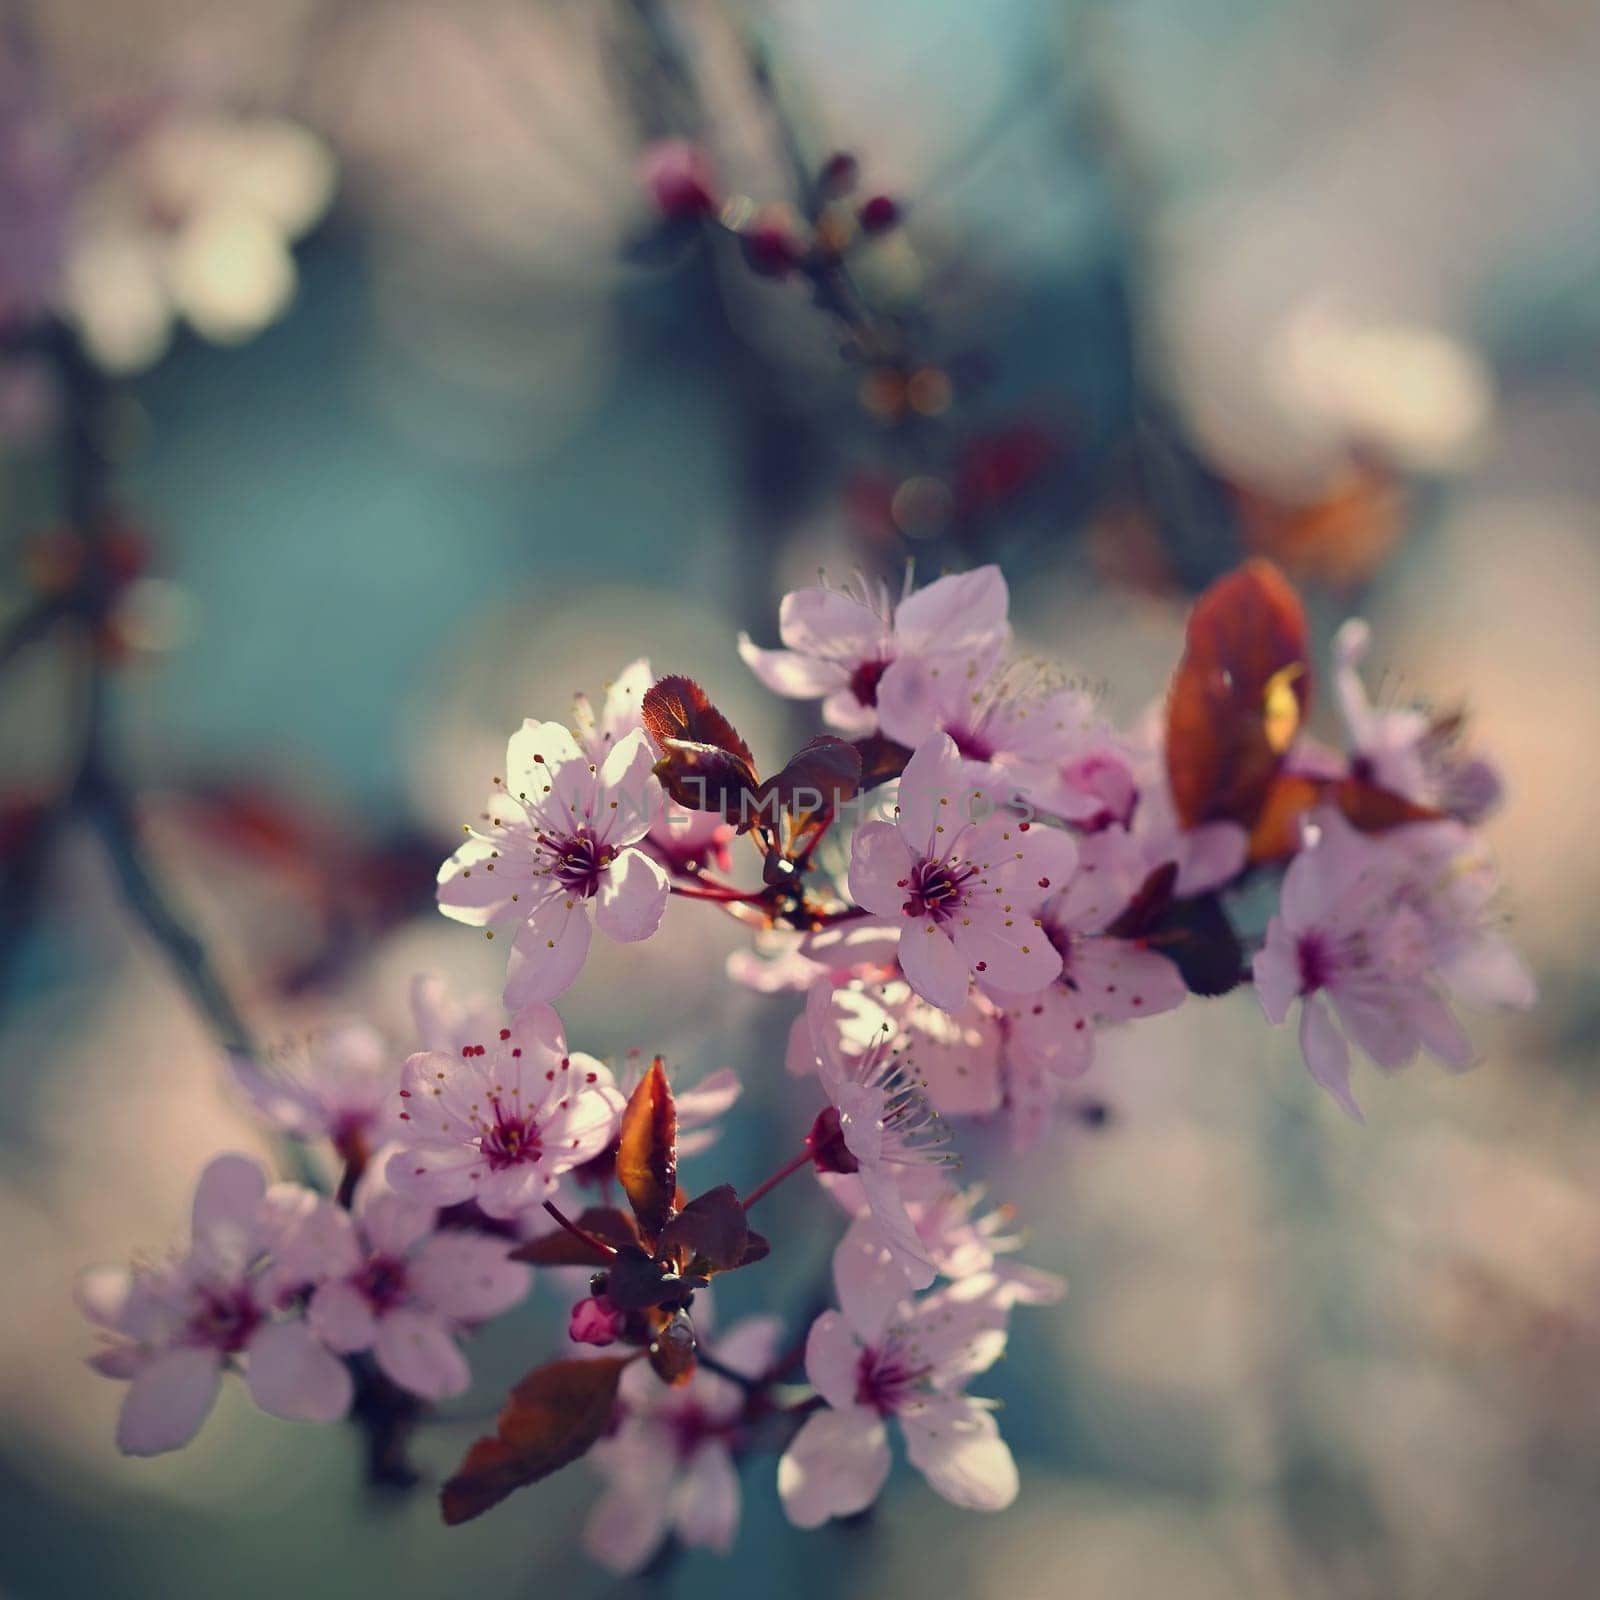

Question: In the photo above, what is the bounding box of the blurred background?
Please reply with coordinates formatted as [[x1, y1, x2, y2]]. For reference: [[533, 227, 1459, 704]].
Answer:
[[3, 1, 1599, 1596]]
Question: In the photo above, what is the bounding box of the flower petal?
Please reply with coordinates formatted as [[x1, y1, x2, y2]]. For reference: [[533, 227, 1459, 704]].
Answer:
[[736, 634, 849, 698], [245, 1321, 353, 1422], [803, 1310, 864, 1410], [671, 1442, 741, 1554], [307, 1281, 378, 1353], [409, 1231, 532, 1322], [778, 1405, 892, 1529], [116, 1347, 222, 1455], [898, 921, 972, 1013], [504, 895, 594, 1005], [374, 1307, 472, 1399], [1301, 995, 1363, 1122], [593, 848, 669, 944], [899, 1394, 1017, 1511]]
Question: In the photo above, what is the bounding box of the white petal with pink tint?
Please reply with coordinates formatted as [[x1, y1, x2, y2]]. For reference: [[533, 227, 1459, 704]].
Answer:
[[410, 1231, 532, 1322], [374, 1308, 471, 1399], [778, 1405, 892, 1528], [116, 1347, 222, 1456], [593, 848, 668, 943], [898, 922, 972, 1012], [900, 1395, 1018, 1511], [737, 634, 848, 697], [308, 1280, 378, 1353], [671, 1444, 740, 1553], [504, 894, 593, 1004], [245, 1321, 353, 1422]]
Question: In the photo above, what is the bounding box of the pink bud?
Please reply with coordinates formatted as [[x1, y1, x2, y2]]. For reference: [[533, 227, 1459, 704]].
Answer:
[[569, 1293, 624, 1347], [640, 139, 717, 220]]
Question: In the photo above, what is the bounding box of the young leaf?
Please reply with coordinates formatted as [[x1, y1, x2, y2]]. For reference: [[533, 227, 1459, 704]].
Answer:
[[1142, 892, 1246, 997], [440, 1357, 630, 1525], [658, 1183, 749, 1271], [642, 677, 756, 773], [616, 1057, 677, 1241], [1103, 861, 1178, 941], [1166, 559, 1310, 831], [647, 1309, 698, 1386], [602, 1244, 672, 1311], [642, 676, 761, 819], [850, 732, 912, 791]]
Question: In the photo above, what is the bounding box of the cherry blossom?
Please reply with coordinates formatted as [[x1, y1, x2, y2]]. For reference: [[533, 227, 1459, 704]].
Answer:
[[230, 1021, 400, 1160], [1333, 618, 1502, 822], [823, 1176, 1066, 1307], [799, 982, 953, 1289], [848, 732, 1078, 1011], [78, 1154, 351, 1455], [576, 655, 734, 875], [269, 1155, 531, 1400], [584, 1315, 781, 1572], [389, 1003, 624, 1217], [778, 1221, 1017, 1527], [738, 567, 1010, 734], [999, 827, 1187, 1092], [436, 719, 668, 1004], [1253, 808, 1533, 1118]]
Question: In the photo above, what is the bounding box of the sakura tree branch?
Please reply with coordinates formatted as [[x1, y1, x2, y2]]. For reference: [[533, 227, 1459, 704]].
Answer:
[[542, 1198, 618, 1258]]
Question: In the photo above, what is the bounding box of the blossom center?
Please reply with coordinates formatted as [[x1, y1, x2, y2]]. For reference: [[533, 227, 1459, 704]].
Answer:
[[549, 830, 613, 897], [855, 1342, 924, 1415], [902, 857, 976, 923], [479, 1105, 543, 1170], [187, 1286, 262, 1354], [849, 657, 889, 708], [1295, 933, 1331, 994], [354, 1254, 410, 1313]]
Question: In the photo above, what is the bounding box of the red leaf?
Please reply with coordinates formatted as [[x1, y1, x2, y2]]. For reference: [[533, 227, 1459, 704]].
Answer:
[[616, 1058, 677, 1241], [1103, 861, 1178, 941], [658, 1184, 750, 1271], [647, 1309, 698, 1386], [1165, 559, 1310, 831], [440, 1357, 629, 1524], [754, 735, 863, 845], [850, 733, 912, 791], [642, 677, 756, 775], [510, 1207, 639, 1267], [1335, 776, 1444, 833]]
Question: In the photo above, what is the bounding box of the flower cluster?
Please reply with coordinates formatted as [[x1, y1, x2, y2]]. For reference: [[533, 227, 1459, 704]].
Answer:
[[80, 557, 1533, 1568]]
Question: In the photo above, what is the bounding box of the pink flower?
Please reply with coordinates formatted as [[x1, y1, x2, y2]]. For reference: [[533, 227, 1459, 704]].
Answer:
[[788, 976, 1004, 1118], [584, 1315, 782, 1573], [77, 1154, 351, 1455], [800, 983, 954, 1289], [778, 1223, 1017, 1527], [436, 719, 668, 1004], [824, 1177, 1066, 1307], [409, 974, 501, 1057], [738, 566, 1011, 735], [874, 654, 1090, 777], [229, 1022, 400, 1157], [1334, 618, 1502, 822], [272, 1158, 531, 1400], [389, 1003, 624, 1217], [1252, 808, 1533, 1119], [1000, 827, 1187, 1088], [575, 656, 734, 876], [848, 732, 1078, 1011]]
